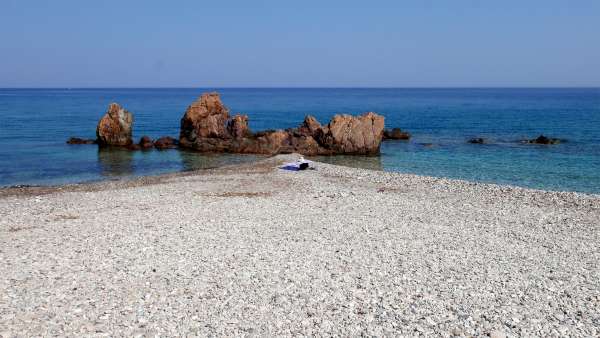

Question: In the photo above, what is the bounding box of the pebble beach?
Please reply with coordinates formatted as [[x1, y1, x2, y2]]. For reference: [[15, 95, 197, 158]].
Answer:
[[1, 154, 599, 337]]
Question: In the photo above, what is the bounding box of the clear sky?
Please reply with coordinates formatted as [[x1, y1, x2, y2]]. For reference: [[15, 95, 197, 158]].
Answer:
[[1, 0, 599, 87]]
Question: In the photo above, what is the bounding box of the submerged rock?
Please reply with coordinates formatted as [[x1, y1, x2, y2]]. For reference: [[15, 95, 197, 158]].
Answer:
[[525, 135, 562, 145], [126, 143, 141, 151], [468, 138, 486, 144], [66, 137, 96, 145], [96, 103, 134, 146], [178, 92, 385, 155], [383, 128, 411, 140]]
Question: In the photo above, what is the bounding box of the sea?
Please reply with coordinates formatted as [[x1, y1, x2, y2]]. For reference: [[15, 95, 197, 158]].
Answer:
[[1, 88, 599, 194]]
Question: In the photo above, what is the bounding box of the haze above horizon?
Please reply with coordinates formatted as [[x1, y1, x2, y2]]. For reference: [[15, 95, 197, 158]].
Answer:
[[1, 0, 599, 88]]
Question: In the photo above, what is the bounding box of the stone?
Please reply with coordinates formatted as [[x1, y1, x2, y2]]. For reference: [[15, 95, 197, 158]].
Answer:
[[383, 128, 411, 140], [489, 330, 506, 338], [468, 138, 486, 144], [139, 136, 154, 149], [154, 136, 178, 150], [526, 135, 561, 145], [66, 137, 96, 145], [96, 103, 134, 146], [450, 328, 464, 336]]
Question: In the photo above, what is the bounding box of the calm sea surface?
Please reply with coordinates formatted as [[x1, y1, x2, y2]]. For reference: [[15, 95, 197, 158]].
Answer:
[[1, 88, 599, 193]]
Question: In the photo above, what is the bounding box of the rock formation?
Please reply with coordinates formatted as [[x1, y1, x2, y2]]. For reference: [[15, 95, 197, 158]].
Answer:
[[96, 103, 133, 146], [179, 92, 385, 155], [383, 128, 411, 140]]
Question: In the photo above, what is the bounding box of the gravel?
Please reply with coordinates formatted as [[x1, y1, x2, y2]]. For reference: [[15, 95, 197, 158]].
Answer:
[[1, 154, 599, 337]]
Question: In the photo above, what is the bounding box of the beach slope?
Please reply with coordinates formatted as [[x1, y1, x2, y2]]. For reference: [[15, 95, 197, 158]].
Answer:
[[1, 155, 598, 337]]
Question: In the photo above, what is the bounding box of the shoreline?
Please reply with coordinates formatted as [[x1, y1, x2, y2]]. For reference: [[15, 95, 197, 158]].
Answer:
[[2, 155, 599, 199], [1, 154, 599, 336]]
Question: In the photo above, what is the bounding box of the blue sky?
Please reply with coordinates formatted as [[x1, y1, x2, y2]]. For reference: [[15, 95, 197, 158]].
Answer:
[[1, 0, 598, 87]]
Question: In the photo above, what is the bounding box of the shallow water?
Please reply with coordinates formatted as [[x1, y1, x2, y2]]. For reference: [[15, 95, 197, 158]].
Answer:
[[1, 88, 599, 193]]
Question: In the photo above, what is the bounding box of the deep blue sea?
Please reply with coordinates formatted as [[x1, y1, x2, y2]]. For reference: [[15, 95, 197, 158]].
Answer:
[[1, 88, 599, 194]]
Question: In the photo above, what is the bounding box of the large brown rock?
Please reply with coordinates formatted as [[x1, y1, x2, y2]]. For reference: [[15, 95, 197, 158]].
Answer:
[[96, 103, 133, 146], [178, 92, 385, 156], [319, 112, 385, 154], [180, 92, 230, 147]]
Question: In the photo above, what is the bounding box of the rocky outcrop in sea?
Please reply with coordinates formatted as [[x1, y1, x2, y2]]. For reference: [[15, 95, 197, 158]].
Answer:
[[178, 92, 385, 155], [67, 91, 387, 156], [96, 103, 134, 146]]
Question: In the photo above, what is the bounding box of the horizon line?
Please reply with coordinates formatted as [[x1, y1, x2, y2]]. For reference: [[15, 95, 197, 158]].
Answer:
[[1, 86, 599, 90]]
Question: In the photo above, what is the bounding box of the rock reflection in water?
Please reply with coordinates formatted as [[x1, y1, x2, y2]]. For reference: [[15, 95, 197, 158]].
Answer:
[[97, 147, 134, 177], [310, 155, 383, 171]]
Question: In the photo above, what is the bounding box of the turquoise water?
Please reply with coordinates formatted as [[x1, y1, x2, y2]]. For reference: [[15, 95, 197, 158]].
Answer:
[[0, 88, 599, 193]]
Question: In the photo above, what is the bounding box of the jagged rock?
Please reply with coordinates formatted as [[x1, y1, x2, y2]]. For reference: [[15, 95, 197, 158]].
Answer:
[[298, 115, 323, 137], [227, 114, 251, 139], [178, 92, 385, 156], [66, 137, 96, 145], [154, 136, 178, 150], [468, 138, 486, 144], [383, 128, 411, 140], [180, 92, 230, 147], [139, 136, 154, 149], [525, 135, 561, 145], [96, 103, 133, 146]]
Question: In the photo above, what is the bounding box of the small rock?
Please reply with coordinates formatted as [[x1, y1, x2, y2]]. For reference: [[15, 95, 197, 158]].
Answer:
[[383, 128, 411, 140], [139, 136, 154, 149], [489, 330, 506, 338], [524, 134, 562, 145], [66, 137, 96, 145], [468, 137, 485, 144], [451, 328, 463, 336], [154, 136, 178, 150]]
